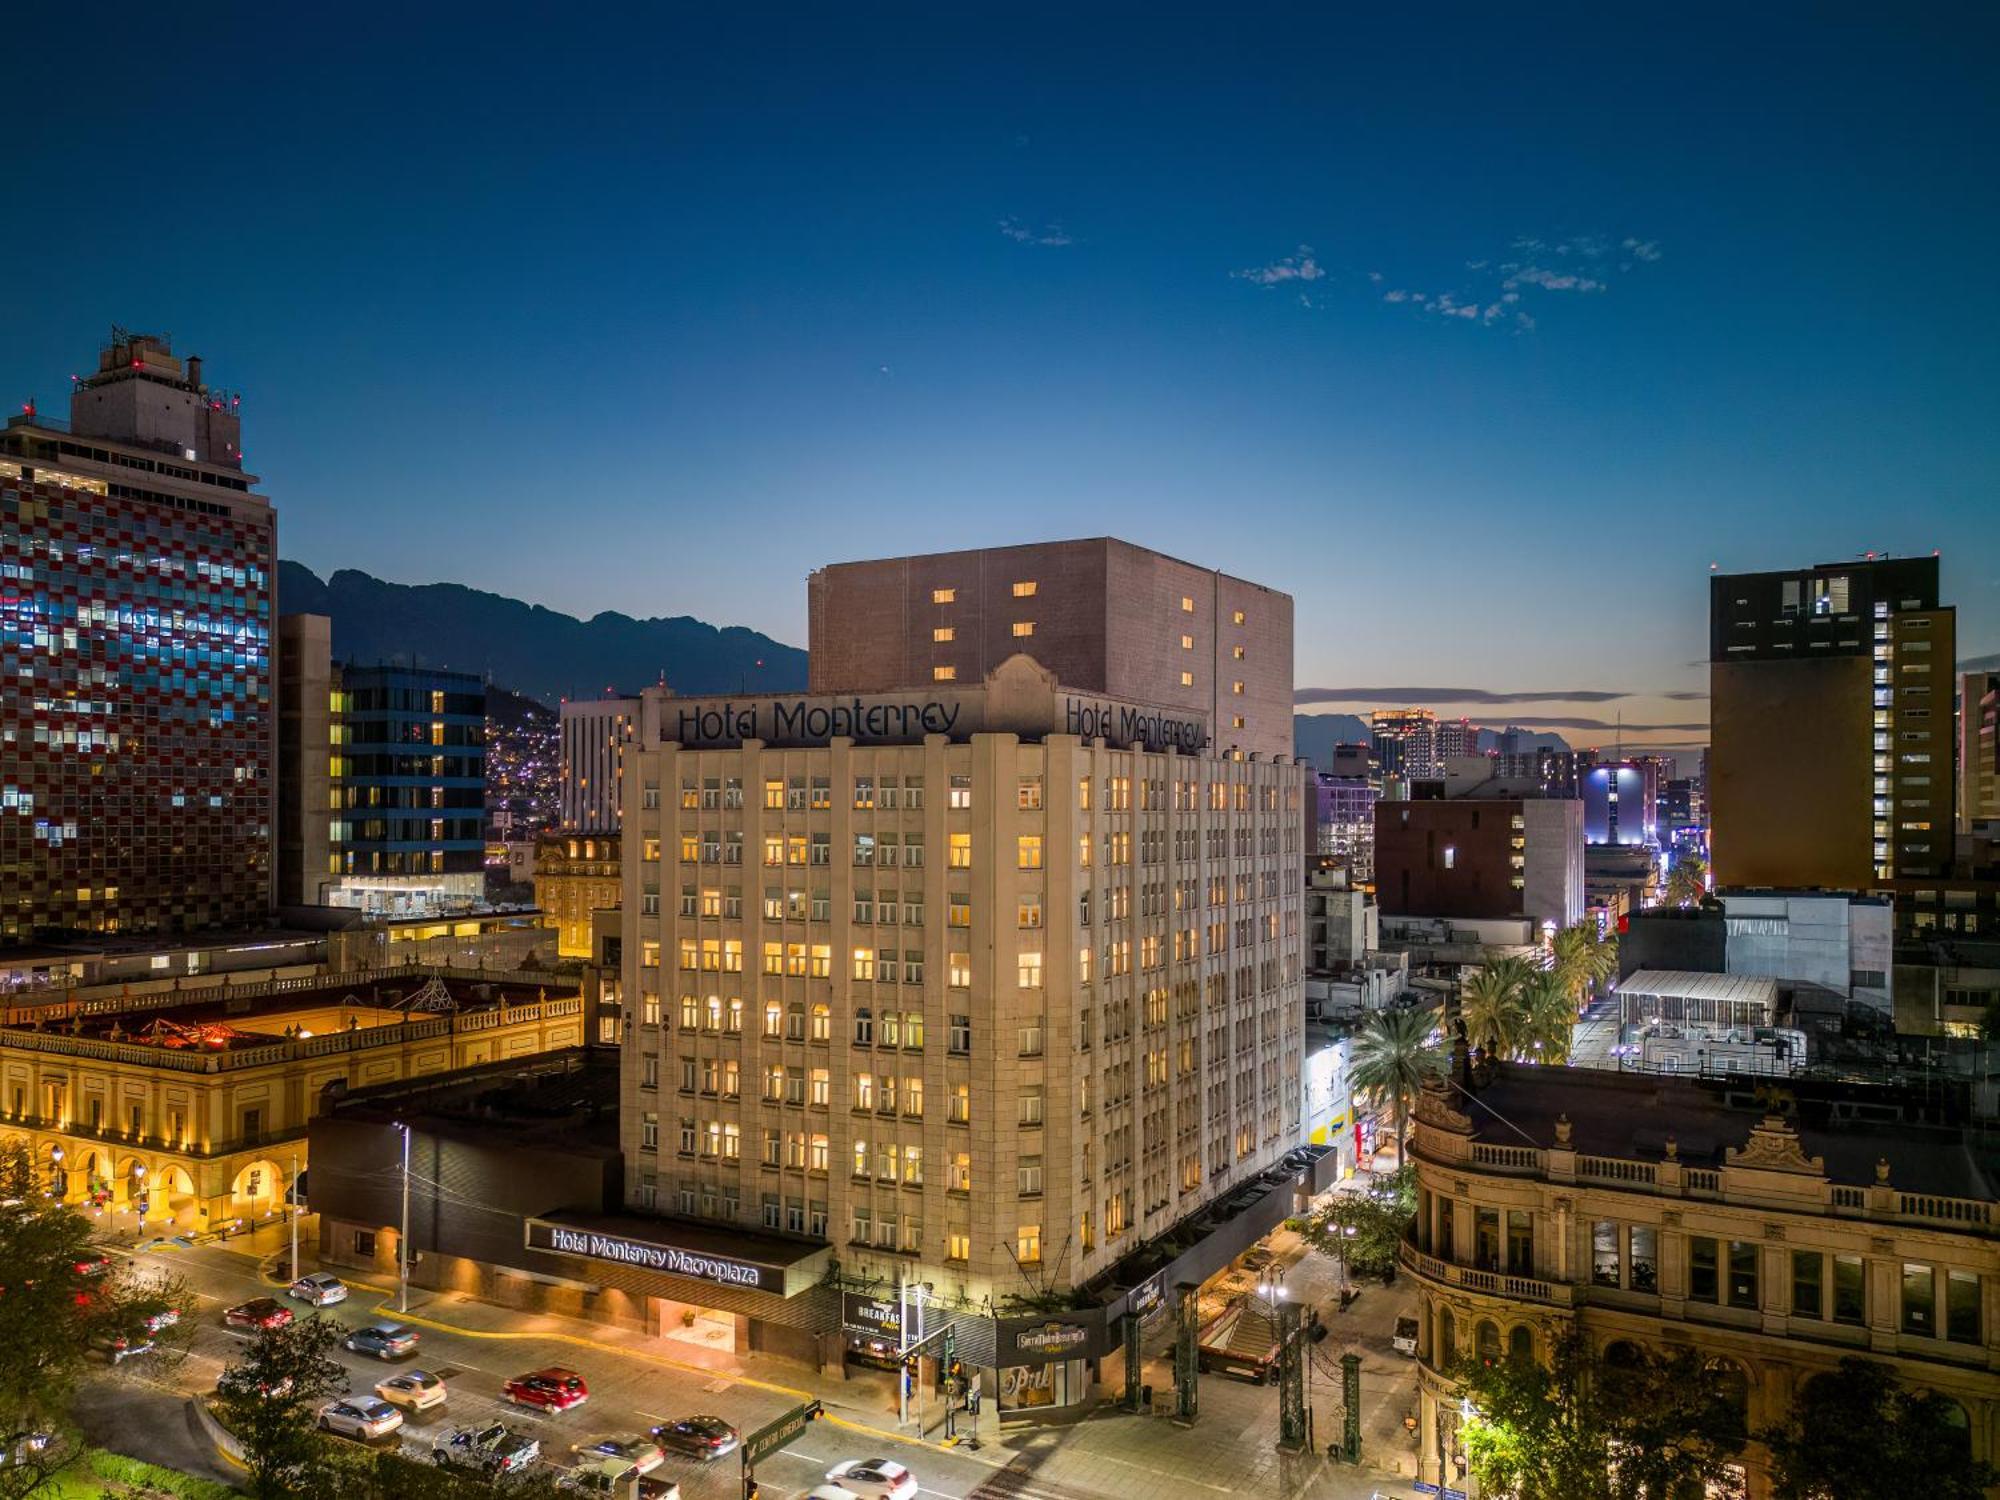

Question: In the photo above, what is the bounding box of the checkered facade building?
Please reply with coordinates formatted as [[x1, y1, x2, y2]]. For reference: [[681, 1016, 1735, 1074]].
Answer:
[[1, 424, 274, 940]]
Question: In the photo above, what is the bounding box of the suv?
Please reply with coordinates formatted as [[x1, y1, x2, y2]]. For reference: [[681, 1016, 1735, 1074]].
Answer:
[[432, 1424, 541, 1476]]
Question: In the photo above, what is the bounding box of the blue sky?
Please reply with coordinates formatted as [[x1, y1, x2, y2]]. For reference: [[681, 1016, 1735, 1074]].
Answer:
[[7, 3, 1998, 752]]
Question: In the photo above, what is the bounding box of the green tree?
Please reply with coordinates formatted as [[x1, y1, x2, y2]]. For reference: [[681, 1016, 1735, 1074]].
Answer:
[[1550, 922, 1617, 1010], [1459, 959, 1532, 1060], [1761, 1357, 1997, 1500], [1519, 967, 1579, 1065], [1662, 853, 1709, 909], [1452, 1329, 1745, 1500], [215, 1313, 350, 1499], [0, 1143, 192, 1499], [1347, 1009, 1444, 1166], [1302, 1163, 1415, 1282]]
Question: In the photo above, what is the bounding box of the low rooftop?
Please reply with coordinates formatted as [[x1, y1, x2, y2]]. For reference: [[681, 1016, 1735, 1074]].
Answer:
[[1447, 1063, 1997, 1201]]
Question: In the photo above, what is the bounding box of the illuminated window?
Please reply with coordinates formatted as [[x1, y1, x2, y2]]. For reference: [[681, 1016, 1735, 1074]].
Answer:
[[1180, 671, 1194, 687], [1012, 581, 1037, 597], [1232, 645, 1245, 659], [932, 588, 956, 604], [1232, 680, 1244, 695], [1017, 1225, 1043, 1263], [1181, 634, 1194, 650], [1232, 610, 1245, 625], [933, 665, 956, 682], [1232, 715, 1245, 729], [933, 626, 954, 642], [1180, 596, 1195, 613], [1012, 621, 1034, 637]]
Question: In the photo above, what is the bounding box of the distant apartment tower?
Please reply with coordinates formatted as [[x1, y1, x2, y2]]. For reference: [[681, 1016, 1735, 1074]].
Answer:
[[1710, 556, 1954, 887], [277, 614, 335, 906], [561, 696, 640, 833], [805, 537, 1295, 760], [1313, 769, 1379, 880], [1371, 708, 1439, 780], [1433, 717, 1476, 761], [1, 331, 274, 941], [1960, 662, 2000, 832], [327, 665, 487, 914]]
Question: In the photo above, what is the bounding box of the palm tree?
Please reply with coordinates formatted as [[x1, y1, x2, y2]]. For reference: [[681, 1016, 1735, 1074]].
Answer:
[[1519, 967, 1578, 1064], [1662, 853, 1709, 909], [1551, 922, 1618, 1012], [1348, 1008, 1445, 1167], [1459, 960, 1530, 1059]]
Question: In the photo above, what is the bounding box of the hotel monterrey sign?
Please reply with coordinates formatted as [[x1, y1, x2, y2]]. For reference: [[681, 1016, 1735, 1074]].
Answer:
[[525, 1218, 787, 1293], [665, 675, 1208, 757]]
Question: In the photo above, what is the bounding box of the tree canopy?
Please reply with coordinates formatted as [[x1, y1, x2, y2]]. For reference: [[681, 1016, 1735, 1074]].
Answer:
[[1761, 1356, 1996, 1500], [1302, 1163, 1416, 1281], [0, 1142, 192, 1499], [1347, 1008, 1444, 1165], [1451, 1329, 1746, 1500]]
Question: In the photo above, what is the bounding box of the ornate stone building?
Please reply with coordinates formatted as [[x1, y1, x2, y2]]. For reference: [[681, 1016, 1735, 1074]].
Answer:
[[1402, 1063, 1997, 1497]]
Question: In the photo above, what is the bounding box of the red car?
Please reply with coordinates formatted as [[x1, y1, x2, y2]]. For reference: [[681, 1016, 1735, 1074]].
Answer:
[[224, 1297, 294, 1332], [504, 1368, 589, 1413]]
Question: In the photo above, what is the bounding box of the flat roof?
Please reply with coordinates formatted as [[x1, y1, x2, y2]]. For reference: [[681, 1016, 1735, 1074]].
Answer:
[[535, 1208, 830, 1272], [1451, 1064, 1996, 1199], [1617, 970, 1777, 1006]]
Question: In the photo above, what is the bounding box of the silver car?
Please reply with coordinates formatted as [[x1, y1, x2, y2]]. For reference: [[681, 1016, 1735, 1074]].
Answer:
[[375, 1369, 448, 1412], [288, 1272, 349, 1307], [318, 1396, 404, 1441]]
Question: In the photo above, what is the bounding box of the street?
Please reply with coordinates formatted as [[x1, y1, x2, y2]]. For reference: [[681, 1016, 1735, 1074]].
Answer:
[[86, 1218, 1428, 1500]]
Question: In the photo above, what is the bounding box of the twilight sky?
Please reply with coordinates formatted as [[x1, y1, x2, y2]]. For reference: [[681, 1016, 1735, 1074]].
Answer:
[[7, 3, 1998, 754]]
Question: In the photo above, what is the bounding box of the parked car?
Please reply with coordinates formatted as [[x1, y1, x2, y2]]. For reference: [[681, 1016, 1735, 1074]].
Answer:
[[650, 1416, 739, 1460], [288, 1272, 348, 1306], [504, 1367, 589, 1412], [98, 1306, 181, 1363], [344, 1321, 420, 1359], [73, 1256, 112, 1278], [825, 1459, 919, 1500], [432, 1424, 541, 1475], [804, 1488, 866, 1500], [571, 1434, 666, 1474], [375, 1370, 448, 1412], [216, 1371, 294, 1400], [1392, 1316, 1419, 1356], [224, 1297, 293, 1332], [318, 1396, 404, 1441]]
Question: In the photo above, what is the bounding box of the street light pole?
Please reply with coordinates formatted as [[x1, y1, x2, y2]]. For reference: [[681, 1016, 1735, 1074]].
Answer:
[[397, 1123, 411, 1313], [289, 1151, 299, 1283]]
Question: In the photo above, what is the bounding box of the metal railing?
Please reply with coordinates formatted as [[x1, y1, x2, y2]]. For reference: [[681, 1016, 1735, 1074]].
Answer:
[[1397, 1239, 1575, 1308]]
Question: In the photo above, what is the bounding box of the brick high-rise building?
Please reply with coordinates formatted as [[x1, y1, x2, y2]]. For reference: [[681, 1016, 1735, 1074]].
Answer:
[[806, 538, 1294, 760], [1, 331, 274, 941], [1709, 556, 1954, 887]]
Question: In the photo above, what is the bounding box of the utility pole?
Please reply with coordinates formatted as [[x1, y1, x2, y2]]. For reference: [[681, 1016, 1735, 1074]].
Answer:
[[397, 1122, 411, 1313], [288, 1150, 299, 1283]]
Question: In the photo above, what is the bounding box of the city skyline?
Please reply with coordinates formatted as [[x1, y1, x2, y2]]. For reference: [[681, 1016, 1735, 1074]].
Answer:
[[9, 5, 1998, 756]]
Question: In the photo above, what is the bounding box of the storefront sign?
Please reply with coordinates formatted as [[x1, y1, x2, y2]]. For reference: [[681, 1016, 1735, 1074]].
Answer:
[[1015, 1321, 1088, 1354], [525, 1219, 778, 1292], [841, 1292, 904, 1339], [1125, 1272, 1166, 1320]]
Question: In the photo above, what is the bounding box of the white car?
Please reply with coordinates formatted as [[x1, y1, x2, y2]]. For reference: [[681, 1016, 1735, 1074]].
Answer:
[[825, 1459, 919, 1500], [318, 1395, 404, 1441], [288, 1272, 349, 1306], [375, 1369, 449, 1412]]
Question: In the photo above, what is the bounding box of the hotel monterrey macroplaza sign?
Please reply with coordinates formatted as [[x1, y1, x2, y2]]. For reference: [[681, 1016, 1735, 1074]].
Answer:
[[524, 1218, 828, 1296], [659, 659, 1210, 757]]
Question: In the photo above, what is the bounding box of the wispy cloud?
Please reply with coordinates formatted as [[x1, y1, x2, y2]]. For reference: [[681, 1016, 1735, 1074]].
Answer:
[[1233, 245, 1325, 286], [1295, 686, 1707, 705], [1476, 716, 1711, 733], [998, 217, 1072, 247], [1363, 230, 1661, 330]]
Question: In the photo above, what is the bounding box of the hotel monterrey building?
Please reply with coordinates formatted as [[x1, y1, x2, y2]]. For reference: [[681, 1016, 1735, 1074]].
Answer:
[[519, 542, 1317, 1412]]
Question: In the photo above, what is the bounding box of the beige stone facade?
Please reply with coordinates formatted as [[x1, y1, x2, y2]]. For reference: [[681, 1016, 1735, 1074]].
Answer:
[[619, 660, 1308, 1309], [1403, 1065, 1998, 1497], [535, 832, 622, 959]]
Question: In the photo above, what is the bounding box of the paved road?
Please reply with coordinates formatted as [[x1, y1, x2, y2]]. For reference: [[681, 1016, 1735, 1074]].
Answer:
[[94, 1225, 1427, 1500]]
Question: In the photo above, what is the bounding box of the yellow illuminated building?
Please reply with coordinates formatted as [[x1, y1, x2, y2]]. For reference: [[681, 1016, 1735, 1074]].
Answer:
[[0, 974, 583, 1231], [535, 834, 622, 959]]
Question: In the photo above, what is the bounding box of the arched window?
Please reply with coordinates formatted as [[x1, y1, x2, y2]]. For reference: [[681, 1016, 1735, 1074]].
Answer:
[[1436, 1307, 1456, 1368], [1475, 1320, 1502, 1366], [1704, 1357, 1750, 1440], [1509, 1325, 1534, 1362], [1934, 1396, 1971, 1453]]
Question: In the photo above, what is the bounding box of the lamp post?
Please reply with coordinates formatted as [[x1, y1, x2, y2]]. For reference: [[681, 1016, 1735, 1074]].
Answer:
[[132, 1164, 147, 1237], [288, 1150, 300, 1284], [396, 1122, 412, 1313]]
